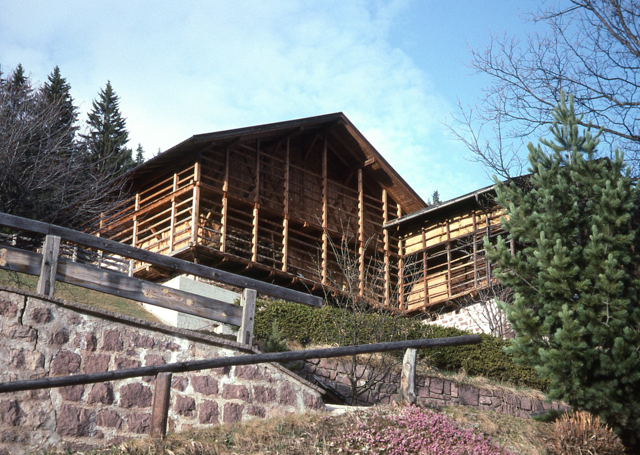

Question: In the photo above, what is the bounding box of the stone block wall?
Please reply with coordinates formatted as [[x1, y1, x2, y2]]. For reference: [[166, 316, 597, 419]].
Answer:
[[302, 358, 568, 418], [0, 287, 324, 455]]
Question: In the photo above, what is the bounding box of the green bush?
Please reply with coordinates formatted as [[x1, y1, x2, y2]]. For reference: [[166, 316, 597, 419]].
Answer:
[[255, 300, 549, 391]]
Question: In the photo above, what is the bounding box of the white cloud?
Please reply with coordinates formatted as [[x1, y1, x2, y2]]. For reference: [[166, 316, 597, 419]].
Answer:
[[0, 0, 489, 200]]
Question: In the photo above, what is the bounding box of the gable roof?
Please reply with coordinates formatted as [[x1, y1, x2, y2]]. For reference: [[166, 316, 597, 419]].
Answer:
[[129, 112, 426, 214]]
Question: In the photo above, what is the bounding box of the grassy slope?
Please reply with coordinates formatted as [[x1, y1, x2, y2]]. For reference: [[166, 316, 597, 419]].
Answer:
[[79, 406, 555, 455], [0, 269, 161, 323]]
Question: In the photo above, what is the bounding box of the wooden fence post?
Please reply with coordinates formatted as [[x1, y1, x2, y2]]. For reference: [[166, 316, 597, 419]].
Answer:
[[237, 288, 257, 346], [37, 235, 61, 298], [400, 348, 417, 405], [151, 372, 172, 438]]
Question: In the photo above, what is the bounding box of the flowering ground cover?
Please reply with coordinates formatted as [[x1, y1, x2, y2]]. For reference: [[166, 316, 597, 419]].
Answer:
[[337, 406, 513, 454]]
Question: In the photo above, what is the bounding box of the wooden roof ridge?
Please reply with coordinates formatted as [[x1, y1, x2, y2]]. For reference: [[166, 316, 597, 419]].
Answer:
[[127, 112, 427, 214]]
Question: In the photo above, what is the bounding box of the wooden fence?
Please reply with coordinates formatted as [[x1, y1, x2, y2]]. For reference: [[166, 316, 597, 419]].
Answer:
[[0, 212, 322, 346]]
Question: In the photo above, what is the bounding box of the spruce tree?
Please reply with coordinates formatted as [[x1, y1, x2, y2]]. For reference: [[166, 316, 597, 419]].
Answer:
[[42, 66, 78, 146], [83, 81, 135, 176], [134, 143, 145, 164], [487, 93, 640, 449]]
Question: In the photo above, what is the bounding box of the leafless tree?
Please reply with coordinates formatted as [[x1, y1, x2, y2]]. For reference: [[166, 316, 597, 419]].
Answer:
[[450, 0, 640, 177], [460, 282, 513, 339], [318, 227, 409, 405], [0, 69, 128, 229]]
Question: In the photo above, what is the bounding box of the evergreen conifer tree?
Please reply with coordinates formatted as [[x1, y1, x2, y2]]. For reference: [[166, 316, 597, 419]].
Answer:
[[42, 66, 78, 146], [487, 93, 640, 450], [83, 81, 135, 175], [134, 143, 145, 164]]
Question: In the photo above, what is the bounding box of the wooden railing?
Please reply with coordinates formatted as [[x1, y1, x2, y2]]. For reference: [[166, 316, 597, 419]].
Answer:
[[0, 335, 481, 437], [0, 212, 322, 346]]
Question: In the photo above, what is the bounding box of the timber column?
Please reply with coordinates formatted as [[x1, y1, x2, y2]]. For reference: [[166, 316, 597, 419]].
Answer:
[[358, 168, 365, 296], [281, 139, 290, 272], [382, 189, 390, 308], [220, 148, 229, 253], [252, 139, 260, 263], [169, 172, 178, 252], [191, 154, 201, 247], [321, 137, 328, 285]]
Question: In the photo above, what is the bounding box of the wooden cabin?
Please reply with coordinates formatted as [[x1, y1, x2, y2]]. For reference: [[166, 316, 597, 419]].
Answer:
[[94, 113, 426, 306], [385, 185, 507, 313]]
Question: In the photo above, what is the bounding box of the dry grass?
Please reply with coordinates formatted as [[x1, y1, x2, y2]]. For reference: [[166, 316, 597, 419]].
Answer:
[[0, 269, 161, 324], [443, 405, 555, 455], [51, 405, 560, 455]]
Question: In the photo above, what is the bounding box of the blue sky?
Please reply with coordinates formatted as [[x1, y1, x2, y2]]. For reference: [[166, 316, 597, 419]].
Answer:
[[0, 0, 542, 201]]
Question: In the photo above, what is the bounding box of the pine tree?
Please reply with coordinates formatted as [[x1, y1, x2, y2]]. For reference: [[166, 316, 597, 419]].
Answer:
[[134, 143, 145, 164], [42, 66, 78, 146], [487, 93, 640, 450], [83, 81, 135, 176], [10, 63, 26, 87]]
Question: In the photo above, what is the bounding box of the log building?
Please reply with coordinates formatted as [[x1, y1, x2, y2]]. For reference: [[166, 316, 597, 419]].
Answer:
[[95, 113, 426, 306], [96, 113, 508, 315], [385, 185, 505, 313]]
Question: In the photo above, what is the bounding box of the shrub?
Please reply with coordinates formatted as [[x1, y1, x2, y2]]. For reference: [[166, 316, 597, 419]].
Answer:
[[254, 300, 549, 391], [554, 411, 626, 455], [336, 406, 513, 454]]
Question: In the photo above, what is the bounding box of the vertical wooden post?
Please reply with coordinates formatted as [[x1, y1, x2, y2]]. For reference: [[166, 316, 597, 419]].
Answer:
[[220, 148, 229, 253], [397, 204, 404, 310], [421, 229, 428, 307], [150, 372, 172, 439], [357, 168, 365, 296], [132, 192, 140, 248], [191, 155, 201, 245], [321, 137, 328, 284], [446, 220, 452, 298], [37, 235, 61, 298], [485, 214, 491, 281], [169, 172, 178, 253], [252, 140, 260, 263], [472, 211, 478, 288], [237, 288, 257, 346], [400, 348, 417, 406], [382, 190, 390, 308], [282, 139, 290, 272]]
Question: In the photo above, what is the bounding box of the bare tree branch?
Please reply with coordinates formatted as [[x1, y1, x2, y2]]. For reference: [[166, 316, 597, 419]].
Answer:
[[450, 0, 640, 177]]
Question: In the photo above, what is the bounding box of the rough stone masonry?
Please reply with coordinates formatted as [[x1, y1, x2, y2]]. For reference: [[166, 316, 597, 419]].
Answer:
[[0, 286, 324, 455]]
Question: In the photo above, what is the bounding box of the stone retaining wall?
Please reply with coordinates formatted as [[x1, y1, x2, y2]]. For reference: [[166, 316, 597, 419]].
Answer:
[[301, 358, 568, 418], [0, 287, 324, 455]]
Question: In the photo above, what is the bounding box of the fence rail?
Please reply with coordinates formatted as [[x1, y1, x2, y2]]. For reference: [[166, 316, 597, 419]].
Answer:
[[0, 212, 322, 347], [0, 335, 481, 437]]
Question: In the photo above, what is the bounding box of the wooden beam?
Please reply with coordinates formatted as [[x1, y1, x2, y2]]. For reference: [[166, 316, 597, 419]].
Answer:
[[0, 212, 323, 307], [191, 155, 201, 245], [37, 235, 60, 298], [321, 136, 328, 285], [150, 373, 172, 439], [400, 348, 417, 406], [132, 192, 140, 248], [237, 288, 257, 346], [446, 220, 452, 298], [0, 245, 243, 325], [358, 169, 365, 296], [252, 140, 260, 263], [303, 133, 321, 161], [485, 214, 491, 281], [169, 173, 178, 253], [473, 211, 478, 288], [282, 139, 290, 272], [421, 229, 428, 307], [221, 148, 229, 253], [397, 204, 404, 310], [0, 336, 482, 393], [382, 190, 390, 308]]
